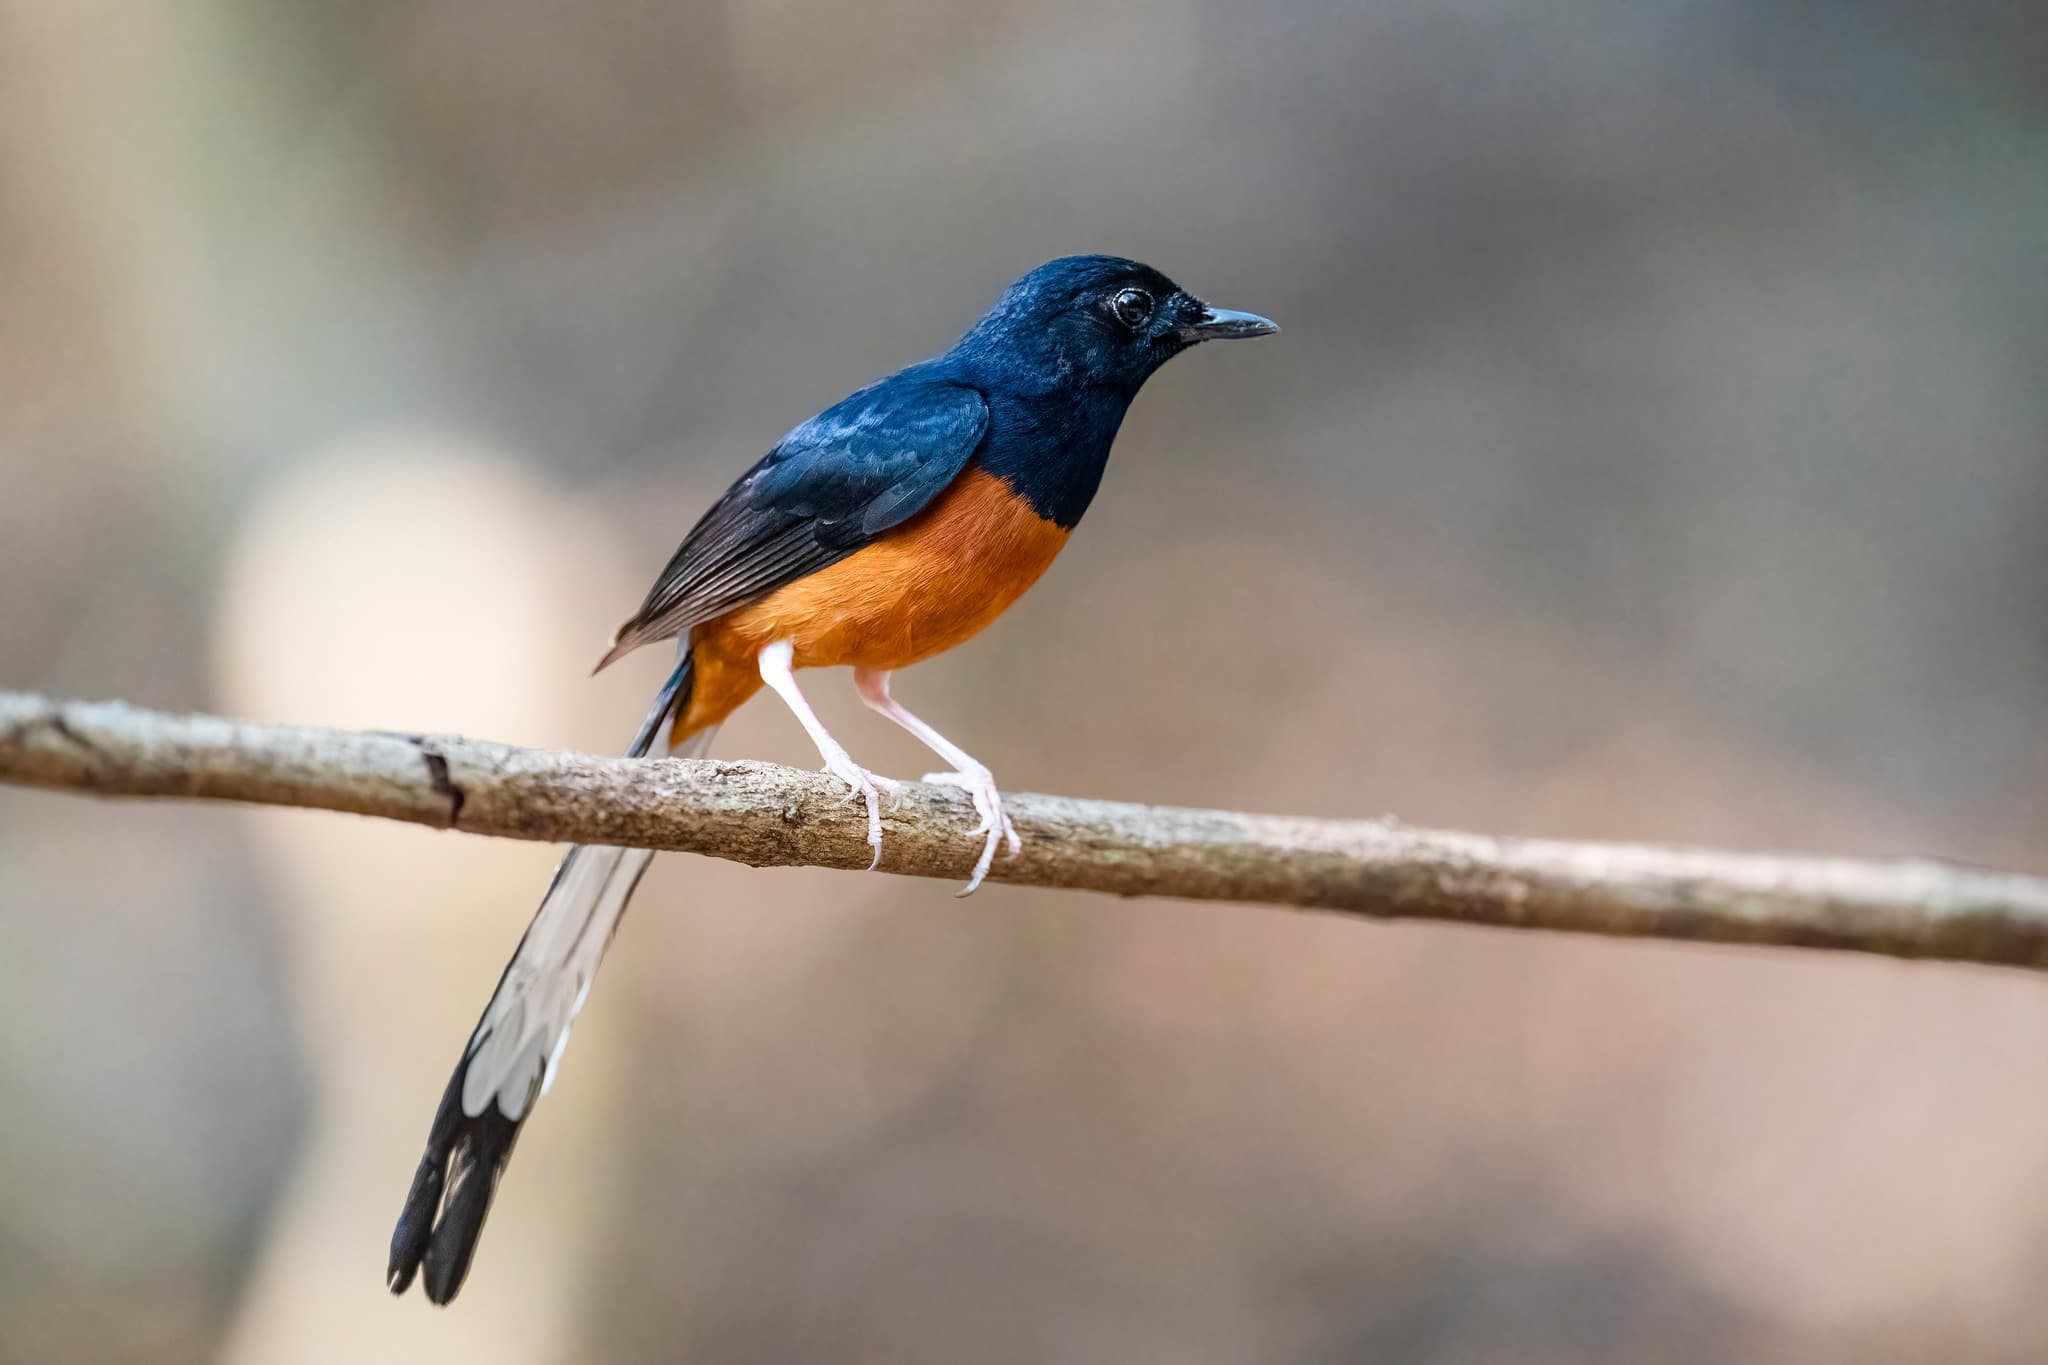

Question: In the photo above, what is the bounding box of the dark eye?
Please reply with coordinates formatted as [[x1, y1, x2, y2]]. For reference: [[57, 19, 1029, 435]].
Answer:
[[1111, 287, 1154, 330]]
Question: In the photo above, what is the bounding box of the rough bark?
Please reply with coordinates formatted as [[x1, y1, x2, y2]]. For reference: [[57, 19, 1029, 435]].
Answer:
[[5, 691, 2046, 969]]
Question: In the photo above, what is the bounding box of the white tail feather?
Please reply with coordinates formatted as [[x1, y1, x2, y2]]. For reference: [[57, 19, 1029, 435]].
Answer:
[[456, 726, 714, 1123]]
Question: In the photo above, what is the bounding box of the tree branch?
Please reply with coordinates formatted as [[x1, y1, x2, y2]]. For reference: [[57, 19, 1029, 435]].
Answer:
[[4, 690, 2046, 969]]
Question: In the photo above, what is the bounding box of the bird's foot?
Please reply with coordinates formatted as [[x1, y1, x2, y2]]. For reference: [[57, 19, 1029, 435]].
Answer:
[[823, 755, 897, 868], [922, 765, 1020, 895]]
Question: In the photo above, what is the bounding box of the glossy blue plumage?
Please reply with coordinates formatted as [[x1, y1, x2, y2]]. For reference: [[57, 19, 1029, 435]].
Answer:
[[605, 254, 1274, 661], [936, 256, 1193, 527]]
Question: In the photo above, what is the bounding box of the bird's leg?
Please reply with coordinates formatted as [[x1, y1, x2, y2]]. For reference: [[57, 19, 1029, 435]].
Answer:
[[853, 667, 1020, 895], [758, 640, 896, 867]]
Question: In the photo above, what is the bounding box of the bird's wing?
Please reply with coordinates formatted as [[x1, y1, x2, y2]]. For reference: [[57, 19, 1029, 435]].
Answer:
[[598, 377, 990, 667]]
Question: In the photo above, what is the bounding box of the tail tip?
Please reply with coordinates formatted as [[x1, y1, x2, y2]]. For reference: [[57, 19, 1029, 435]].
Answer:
[[389, 1059, 523, 1305]]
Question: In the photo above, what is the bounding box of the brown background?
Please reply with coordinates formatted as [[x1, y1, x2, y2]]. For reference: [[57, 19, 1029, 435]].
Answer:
[[3, 1, 2047, 1360]]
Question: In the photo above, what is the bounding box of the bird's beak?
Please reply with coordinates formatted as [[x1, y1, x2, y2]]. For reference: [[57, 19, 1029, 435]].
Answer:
[[1179, 303, 1280, 342]]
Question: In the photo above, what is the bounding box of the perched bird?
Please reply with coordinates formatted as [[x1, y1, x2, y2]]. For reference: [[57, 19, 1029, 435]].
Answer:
[[387, 255, 1277, 1303]]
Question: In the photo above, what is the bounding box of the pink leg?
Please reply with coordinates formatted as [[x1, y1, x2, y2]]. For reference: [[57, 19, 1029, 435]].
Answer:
[[854, 667, 1020, 895], [758, 640, 898, 867]]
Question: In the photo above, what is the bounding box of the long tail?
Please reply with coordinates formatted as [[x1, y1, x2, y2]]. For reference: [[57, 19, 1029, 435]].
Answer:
[[388, 651, 701, 1304]]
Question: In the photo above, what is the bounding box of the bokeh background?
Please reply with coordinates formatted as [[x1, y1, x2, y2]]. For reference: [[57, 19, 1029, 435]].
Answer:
[[4, 1, 2048, 1360]]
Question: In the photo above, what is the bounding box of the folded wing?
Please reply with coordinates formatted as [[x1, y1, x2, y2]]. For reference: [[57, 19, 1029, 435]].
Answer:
[[598, 376, 990, 668]]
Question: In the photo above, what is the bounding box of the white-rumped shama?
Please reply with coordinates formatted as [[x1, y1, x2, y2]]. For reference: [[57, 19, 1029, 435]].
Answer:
[[388, 255, 1277, 1303]]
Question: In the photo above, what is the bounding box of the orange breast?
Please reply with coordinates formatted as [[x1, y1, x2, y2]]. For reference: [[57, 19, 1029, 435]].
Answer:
[[674, 467, 1070, 741]]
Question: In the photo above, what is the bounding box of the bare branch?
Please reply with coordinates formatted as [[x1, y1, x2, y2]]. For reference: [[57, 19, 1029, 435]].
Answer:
[[4, 690, 2046, 969]]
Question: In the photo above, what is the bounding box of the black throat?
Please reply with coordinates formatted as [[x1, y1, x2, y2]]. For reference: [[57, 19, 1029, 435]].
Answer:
[[969, 385, 1133, 529]]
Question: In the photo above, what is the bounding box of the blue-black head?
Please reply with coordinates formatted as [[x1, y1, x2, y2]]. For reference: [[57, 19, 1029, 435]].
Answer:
[[945, 255, 1277, 397]]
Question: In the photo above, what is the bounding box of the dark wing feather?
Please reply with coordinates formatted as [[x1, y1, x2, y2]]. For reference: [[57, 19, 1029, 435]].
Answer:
[[598, 377, 990, 668]]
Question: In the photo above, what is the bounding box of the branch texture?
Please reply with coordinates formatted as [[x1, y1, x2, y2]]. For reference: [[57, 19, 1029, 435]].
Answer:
[[5, 691, 2047, 969]]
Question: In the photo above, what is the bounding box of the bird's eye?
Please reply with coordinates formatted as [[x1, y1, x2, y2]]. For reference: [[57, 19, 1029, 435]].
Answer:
[[1110, 288, 1154, 330]]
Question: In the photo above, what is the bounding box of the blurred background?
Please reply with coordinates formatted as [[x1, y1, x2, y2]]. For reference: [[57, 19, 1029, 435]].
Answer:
[[3, 0, 2047, 1360]]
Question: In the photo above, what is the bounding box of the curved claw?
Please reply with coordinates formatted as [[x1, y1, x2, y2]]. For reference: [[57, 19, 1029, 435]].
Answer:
[[923, 768, 1021, 894], [823, 757, 889, 869]]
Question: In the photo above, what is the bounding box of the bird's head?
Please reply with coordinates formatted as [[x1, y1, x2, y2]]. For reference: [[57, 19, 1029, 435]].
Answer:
[[951, 255, 1277, 394]]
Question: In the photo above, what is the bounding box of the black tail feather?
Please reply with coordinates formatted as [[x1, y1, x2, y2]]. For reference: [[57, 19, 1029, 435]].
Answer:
[[627, 654, 692, 759], [388, 652, 692, 1304], [387, 1049, 525, 1302]]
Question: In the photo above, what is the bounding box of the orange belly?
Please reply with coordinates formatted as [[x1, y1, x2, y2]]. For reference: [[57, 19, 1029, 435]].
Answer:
[[673, 467, 1069, 741]]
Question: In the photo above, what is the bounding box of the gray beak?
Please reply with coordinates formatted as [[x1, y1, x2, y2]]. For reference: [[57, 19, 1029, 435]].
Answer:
[[1180, 304, 1280, 342]]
